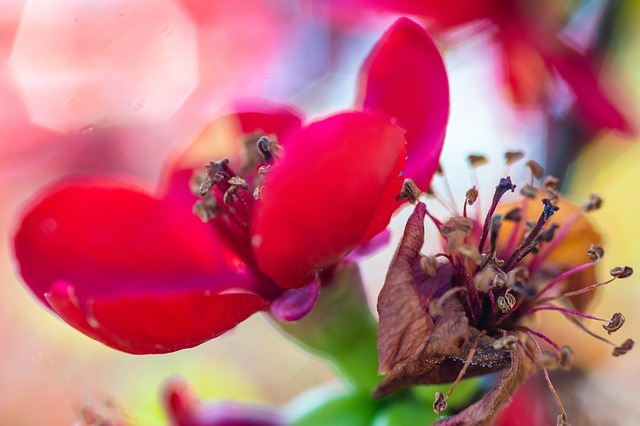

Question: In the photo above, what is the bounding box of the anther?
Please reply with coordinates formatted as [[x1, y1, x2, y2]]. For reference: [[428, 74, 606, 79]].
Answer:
[[587, 245, 605, 262], [542, 198, 560, 220], [398, 178, 422, 204], [603, 313, 625, 334], [504, 150, 525, 165], [525, 160, 545, 180], [610, 266, 633, 278], [467, 154, 488, 167], [559, 346, 574, 370], [433, 391, 447, 414], [465, 186, 478, 205], [205, 158, 232, 181], [612, 339, 634, 356], [420, 255, 438, 277], [223, 176, 249, 204], [520, 184, 539, 199], [583, 194, 603, 212], [543, 176, 560, 200], [504, 207, 523, 222], [538, 351, 560, 370], [256, 136, 282, 164], [193, 198, 221, 223], [493, 334, 518, 351]]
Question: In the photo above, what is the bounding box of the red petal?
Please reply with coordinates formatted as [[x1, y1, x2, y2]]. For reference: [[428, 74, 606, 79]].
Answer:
[[547, 45, 633, 135], [13, 180, 267, 306], [46, 281, 268, 354], [167, 100, 304, 180], [253, 111, 406, 288], [86, 289, 268, 354], [357, 17, 449, 190], [324, 0, 497, 28]]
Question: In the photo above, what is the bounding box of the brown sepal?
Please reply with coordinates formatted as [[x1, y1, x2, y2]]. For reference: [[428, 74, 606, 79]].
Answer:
[[375, 203, 510, 398]]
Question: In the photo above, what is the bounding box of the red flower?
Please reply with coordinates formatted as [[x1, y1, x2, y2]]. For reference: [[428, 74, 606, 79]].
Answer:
[[12, 18, 449, 354], [325, 0, 633, 135]]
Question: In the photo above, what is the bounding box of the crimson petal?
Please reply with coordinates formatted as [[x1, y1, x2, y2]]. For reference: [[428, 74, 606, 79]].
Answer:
[[14, 180, 271, 353], [253, 111, 406, 288], [357, 17, 449, 190]]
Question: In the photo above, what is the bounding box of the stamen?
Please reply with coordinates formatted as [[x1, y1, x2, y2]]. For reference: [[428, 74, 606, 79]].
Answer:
[[478, 177, 516, 253], [467, 154, 488, 223], [489, 214, 503, 255], [437, 163, 461, 216], [603, 313, 625, 334], [525, 160, 545, 183], [610, 266, 634, 278], [529, 336, 568, 425], [525, 305, 611, 322], [537, 276, 615, 304], [463, 186, 478, 218], [543, 367, 568, 426], [522, 327, 560, 351], [559, 346, 574, 370], [503, 198, 559, 272], [420, 255, 438, 277], [398, 179, 422, 204], [256, 136, 283, 165], [613, 339, 634, 356], [563, 314, 619, 348], [433, 331, 486, 414], [535, 260, 597, 301], [492, 334, 518, 351]]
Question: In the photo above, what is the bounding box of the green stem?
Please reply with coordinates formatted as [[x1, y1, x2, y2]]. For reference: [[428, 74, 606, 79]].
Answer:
[[270, 262, 380, 392]]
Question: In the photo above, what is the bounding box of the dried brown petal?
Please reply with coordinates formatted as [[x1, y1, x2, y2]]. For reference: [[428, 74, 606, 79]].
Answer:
[[603, 312, 625, 334], [525, 160, 545, 179], [504, 150, 525, 165], [610, 266, 633, 279], [433, 391, 447, 414], [612, 339, 634, 356], [376, 203, 435, 375], [468, 154, 488, 167]]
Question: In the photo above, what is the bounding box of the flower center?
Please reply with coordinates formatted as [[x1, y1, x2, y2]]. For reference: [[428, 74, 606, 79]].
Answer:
[[190, 133, 282, 265]]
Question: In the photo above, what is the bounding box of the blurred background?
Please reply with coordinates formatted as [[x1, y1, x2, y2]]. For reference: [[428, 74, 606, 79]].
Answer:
[[1, 0, 639, 424]]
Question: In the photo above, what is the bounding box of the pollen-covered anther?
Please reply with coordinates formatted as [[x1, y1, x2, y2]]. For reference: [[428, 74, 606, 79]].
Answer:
[[610, 266, 633, 279], [497, 291, 516, 313], [587, 245, 605, 262], [543, 176, 560, 200], [256, 136, 283, 164], [433, 391, 447, 414], [193, 198, 221, 223], [474, 265, 506, 292], [398, 178, 422, 204], [458, 245, 483, 265], [468, 154, 488, 167], [538, 351, 560, 370], [583, 194, 603, 212], [492, 334, 518, 351], [612, 339, 634, 356], [559, 346, 574, 370], [189, 170, 210, 196], [205, 158, 232, 181], [223, 177, 249, 204], [520, 184, 539, 199], [420, 255, 438, 277], [465, 186, 478, 205], [525, 160, 545, 180], [603, 312, 625, 334], [504, 150, 525, 165]]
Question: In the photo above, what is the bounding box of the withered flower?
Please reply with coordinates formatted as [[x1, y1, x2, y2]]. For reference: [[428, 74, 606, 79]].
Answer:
[[376, 157, 634, 424]]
